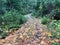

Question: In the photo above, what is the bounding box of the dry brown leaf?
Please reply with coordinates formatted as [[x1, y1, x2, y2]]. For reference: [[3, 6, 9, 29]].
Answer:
[[40, 41, 46, 45], [13, 37, 17, 42], [46, 32, 52, 36], [26, 36, 30, 39], [50, 40, 55, 43], [54, 39, 59, 42]]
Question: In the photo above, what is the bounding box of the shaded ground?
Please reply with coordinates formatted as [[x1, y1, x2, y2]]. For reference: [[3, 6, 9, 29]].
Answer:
[[0, 14, 60, 45]]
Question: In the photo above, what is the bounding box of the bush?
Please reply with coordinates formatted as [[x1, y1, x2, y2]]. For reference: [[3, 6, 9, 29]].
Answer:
[[0, 8, 27, 39], [41, 16, 50, 24], [47, 20, 60, 39], [2, 10, 26, 27], [0, 31, 7, 39], [0, 9, 27, 39], [2, 9, 27, 25], [0, 29, 7, 39], [47, 20, 56, 30]]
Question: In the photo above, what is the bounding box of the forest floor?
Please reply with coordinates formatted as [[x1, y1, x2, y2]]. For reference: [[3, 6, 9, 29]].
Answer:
[[0, 14, 60, 45]]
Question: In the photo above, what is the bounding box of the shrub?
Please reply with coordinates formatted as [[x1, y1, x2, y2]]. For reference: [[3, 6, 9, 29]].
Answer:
[[0, 10, 26, 34], [2, 9, 27, 28], [47, 20, 57, 30], [0, 9, 27, 39], [41, 16, 50, 24], [47, 20, 60, 39], [48, 20, 60, 30], [0, 31, 7, 39], [0, 29, 7, 39]]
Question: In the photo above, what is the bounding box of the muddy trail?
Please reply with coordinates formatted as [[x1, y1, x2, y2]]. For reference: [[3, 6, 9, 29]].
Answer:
[[0, 14, 59, 45]]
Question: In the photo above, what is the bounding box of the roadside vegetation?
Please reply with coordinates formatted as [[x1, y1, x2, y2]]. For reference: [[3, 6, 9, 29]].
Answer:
[[0, 0, 60, 45], [32, 0, 60, 45]]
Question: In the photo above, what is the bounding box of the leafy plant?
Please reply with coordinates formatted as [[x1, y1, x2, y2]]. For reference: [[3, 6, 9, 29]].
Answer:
[[0, 9, 27, 38], [2, 9, 27, 28], [41, 16, 50, 24], [0, 30, 7, 39], [51, 32, 56, 38], [47, 20, 57, 30], [52, 42, 59, 45], [47, 20, 60, 39], [1, 31, 7, 39]]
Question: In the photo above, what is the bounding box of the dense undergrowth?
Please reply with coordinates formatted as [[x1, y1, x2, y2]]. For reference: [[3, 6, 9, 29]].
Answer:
[[0, 0, 37, 39], [0, 9, 27, 39], [0, 0, 60, 45], [32, 0, 60, 45]]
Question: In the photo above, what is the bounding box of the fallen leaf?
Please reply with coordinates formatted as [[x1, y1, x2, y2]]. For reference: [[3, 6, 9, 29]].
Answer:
[[46, 32, 52, 36], [40, 41, 46, 45]]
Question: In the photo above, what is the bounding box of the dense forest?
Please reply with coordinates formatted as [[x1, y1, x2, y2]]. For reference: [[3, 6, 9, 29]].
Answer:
[[0, 0, 60, 45]]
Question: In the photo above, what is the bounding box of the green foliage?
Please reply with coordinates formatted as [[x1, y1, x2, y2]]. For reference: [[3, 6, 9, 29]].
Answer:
[[41, 16, 50, 24], [6, 0, 36, 14], [55, 0, 60, 8], [0, 0, 36, 15], [0, 0, 7, 14], [2, 9, 26, 25], [3, 10, 17, 23], [0, 9, 27, 39], [51, 32, 56, 38], [0, 29, 7, 39], [54, 9, 60, 20], [33, 0, 52, 17], [0, 31, 7, 39], [0, 16, 3, 25], [48, 20, 60, 30], [52, 42, 59, 45], [57, 33, 60, 39], [2, 9, 27, 29], [33, 0, 60, 20], [47, 20, 60, 39], [47, 20, 56, 30]]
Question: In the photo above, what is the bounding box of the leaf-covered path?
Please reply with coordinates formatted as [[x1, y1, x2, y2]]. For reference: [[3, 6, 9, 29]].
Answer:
[[0, 14, 60, 45]]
